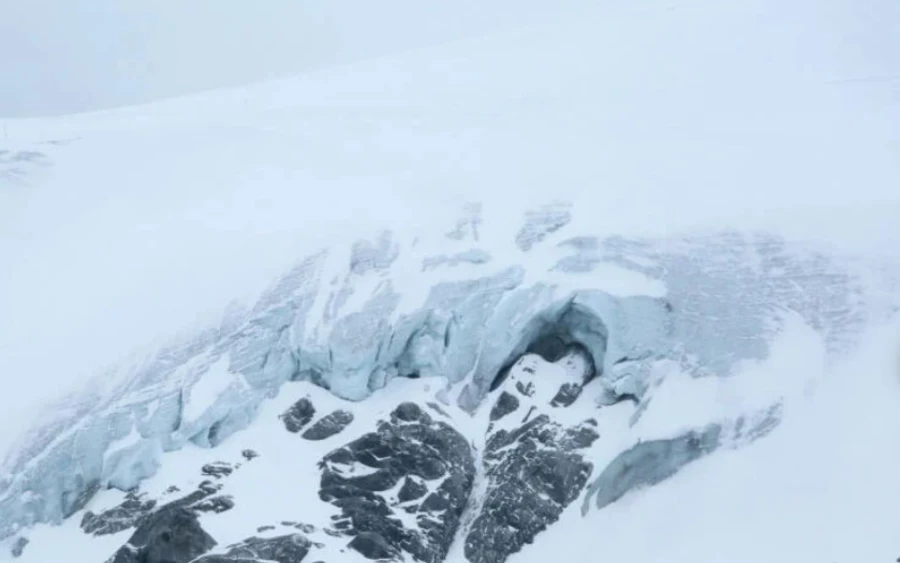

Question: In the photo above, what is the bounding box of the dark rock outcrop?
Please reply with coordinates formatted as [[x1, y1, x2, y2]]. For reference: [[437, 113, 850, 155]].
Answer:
[[281, 398, 316, 433], [489, 391, 519, 422], [241, 449, 259, 461], [549, 382, 581, 407], [201, 461, 234, 479], [105, 505, 216, 563], [465, 366, 599, 563], [167, 480, 234, 516], [348, 531, 398, 560], [81, 491, 157, 536], [397, 477, 428, 502], [190, 495, 235, 514], [318, 402, 475, 562], [194, 534, 312, 563], [302, 410, 354, 441], [86, 479, 235, 541], [464, 417, 599, 563]]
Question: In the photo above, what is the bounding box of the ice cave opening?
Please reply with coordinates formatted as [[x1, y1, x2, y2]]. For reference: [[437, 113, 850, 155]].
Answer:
[[489, 298, 608, 392]]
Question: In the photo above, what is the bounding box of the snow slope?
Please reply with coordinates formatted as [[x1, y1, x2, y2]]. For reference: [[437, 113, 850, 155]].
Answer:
[[2, 0, 898, 443], [1, 0, 899, 561]]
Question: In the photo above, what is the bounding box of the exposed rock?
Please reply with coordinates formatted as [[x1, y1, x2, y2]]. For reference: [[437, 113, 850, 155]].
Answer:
[[397, 477, 428, 502], [10, 536, 28, 558], [158, 480, 234, 517], [241, 449, 259, 461], [465, 365, 599, 563], [281, 521, 317, 534], [302, 410, 354, 441], [318, 402, 475, 563], [201, 461, 234, 479], [81, 491, 157, 536], [195, 534, 312, 563], [489, 391, 519, 422], [83, 478, 234, 540], [515, 381, 534, 397], [348, 531, 399, 560], [257, 525, 276, 533], [167, 480, 222, 511], [106, 505, 216, 563], [281, 398, 317, 433], [549, 382, 581, 407], [191, 495, 235, 514]]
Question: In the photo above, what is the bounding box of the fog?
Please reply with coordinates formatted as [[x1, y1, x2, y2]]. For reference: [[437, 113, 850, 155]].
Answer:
[[0, 0, 586, 117]]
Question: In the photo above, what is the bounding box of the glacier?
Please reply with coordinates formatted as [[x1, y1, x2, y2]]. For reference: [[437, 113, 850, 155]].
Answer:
[[0, 204, 894, 543]]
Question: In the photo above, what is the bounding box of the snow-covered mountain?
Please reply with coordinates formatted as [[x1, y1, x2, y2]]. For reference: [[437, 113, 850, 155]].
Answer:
[[1, 0, 899, 562], [1, 214, 898, 563]]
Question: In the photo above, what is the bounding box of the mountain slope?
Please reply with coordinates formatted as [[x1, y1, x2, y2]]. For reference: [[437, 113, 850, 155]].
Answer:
[[2, 0, 897, 440], [1, 216, 897, 562], [1, 0, 899, 562]]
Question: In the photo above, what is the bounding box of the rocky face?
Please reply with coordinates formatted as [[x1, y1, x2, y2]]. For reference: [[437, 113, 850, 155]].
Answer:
[[194, 534, 313, 563], [166, 479, 235, 516], [83, 468, 236, 539], [465, 417, 598, 563], [281, 398, 317, 433], [75, 350, 781, 563], [95, 449, 324, 563], [105, 505, 216, 563], [465, 352, 599, 563], [201, 461, 235, 479], [318, 402, 475, 562], [82, 491, 157, 536], [302, 410, 354, 441]]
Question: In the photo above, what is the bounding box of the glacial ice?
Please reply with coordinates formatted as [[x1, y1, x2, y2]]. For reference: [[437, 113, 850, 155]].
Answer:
[[0, 207, 887, 542], [581, 403, 783, 513]]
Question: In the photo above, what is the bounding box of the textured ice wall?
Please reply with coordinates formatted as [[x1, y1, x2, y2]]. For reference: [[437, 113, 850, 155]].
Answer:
[[581, 403, 783, 514], [0, 205, 889, 541]]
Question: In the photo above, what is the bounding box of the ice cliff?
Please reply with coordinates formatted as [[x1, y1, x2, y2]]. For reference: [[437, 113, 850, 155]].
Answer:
[[0, 202, 890, 541]]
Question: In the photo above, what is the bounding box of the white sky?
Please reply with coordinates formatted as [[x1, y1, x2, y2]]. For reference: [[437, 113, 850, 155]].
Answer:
[[0, 0, 587, 117]]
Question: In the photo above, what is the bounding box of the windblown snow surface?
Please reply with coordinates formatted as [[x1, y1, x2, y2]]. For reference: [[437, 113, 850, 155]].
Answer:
[[1, 0, 899, 562]]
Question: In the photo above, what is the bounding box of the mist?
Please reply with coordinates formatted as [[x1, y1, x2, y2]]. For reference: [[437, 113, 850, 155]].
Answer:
[[0, 0, 586, 117]]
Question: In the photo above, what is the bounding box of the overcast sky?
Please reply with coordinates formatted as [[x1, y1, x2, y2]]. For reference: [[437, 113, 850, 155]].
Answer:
[[0, 0, 592, 117]]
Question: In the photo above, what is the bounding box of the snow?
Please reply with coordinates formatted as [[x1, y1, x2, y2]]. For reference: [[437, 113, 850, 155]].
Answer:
[[1, 0, 897, 442], [513, 316, 900, 563], [0, 0, 899, 560]]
